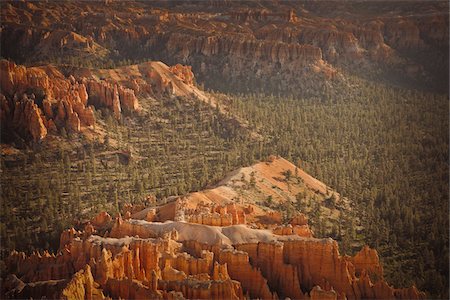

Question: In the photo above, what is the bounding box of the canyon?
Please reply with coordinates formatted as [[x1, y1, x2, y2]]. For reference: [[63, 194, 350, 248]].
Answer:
[[1, 0, 447, 143], [1, 1, 448, 95], [0, 1, 447, 299], [1, 157, 425, 299]]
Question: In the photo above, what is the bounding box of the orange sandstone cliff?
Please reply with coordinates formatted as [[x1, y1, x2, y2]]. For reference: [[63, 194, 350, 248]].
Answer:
[[2, 157, 425, 300], [0, 59, 202, 142]]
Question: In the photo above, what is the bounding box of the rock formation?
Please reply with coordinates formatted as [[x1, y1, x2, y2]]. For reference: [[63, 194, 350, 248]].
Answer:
[[0, 59, 203, 142], [1, 1, 447, 96], [61, 265, 105, 300], [11, 95, 48, 141], [3, 217, 425, 299], [169, 64, 195, 86], [78, 61, 205, 101], [1, 0, 447, 141], [0, 60, 95, 140], [91, 212, 113, 229], [2, 157, 426, 299], [85, 79, 141, 120], [349, 245, 384, 281]]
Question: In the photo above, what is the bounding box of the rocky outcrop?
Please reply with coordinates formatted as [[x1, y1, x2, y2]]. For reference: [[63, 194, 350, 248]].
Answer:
[[54, 99, 89, 132], [2, 1, 448, 96], [228, 8, 298, 23], [290, 213, 309, 226], [0, 59, 152, 141], [59, 227, 82, 250], [237, 242, 304, 299], [169, 64, 195, 86], [86, 79, 139, 119], [72, 60, 204, 104], [11, 95, 48, 141], [5, 249, 75, 282], [187, 213, 234, 226], [165, 33, 323, 67], [273, 224, 313, 237], [158, 277, 243, 300], [3, 215, 426, 300], [163, 250, 214, 277], [0, 60, 95, 140], [91, 211, 113, 229], [282, 239, 425, 299], [185, 203, 246, 227], [61, 265, 105, 300], [283, 238, 356, 296], [118, 86, 139, 111], [3, 157, 426, 299], [0, 23, 110, 63], [216, 248, 275, 300], [349, 245, 384, 281]]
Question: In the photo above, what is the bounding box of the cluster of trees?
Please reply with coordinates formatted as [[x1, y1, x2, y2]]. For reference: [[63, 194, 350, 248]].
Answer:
[[0, 70, 447, 297], [37, 55, 152, 70], [225, 79, 448, 298], [0, 92, 257, 259]]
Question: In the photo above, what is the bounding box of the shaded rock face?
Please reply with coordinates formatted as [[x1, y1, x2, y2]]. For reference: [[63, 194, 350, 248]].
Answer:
[[163, 32, 325, 70], [2, 275, 69, 300], [1, 1, 448, 95], [11, 95, 48, 142], [85, 80, 141, 120]]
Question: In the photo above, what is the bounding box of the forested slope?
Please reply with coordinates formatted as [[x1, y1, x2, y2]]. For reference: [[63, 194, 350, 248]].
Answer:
[[224, 79, 449, 298]]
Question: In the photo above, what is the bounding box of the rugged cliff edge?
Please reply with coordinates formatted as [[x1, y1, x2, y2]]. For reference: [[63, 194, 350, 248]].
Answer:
[[0, 59, 204, 142], [1, 157, 425, 299], [1, 1, 448, 94]]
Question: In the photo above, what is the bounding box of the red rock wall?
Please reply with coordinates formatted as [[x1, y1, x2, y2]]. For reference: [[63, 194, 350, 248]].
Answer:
[[0, 60, 96, 140], [0, 60, 144, 140], [182, 240, 275, 300], [61, 265, 106, 299], [349, 245, 383, 280], [158, 278, 243, 300], [236, 242, 304, 299]]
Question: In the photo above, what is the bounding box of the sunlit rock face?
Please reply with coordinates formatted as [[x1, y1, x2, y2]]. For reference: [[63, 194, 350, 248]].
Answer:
[[0, 1, 444, 298], [0, 59, 202, 141], [0, 60, 95, 140], [2, 157, 425, 299]]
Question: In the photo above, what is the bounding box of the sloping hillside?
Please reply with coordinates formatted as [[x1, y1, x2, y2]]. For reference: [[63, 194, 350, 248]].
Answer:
[[2, 157, 425, 300]]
